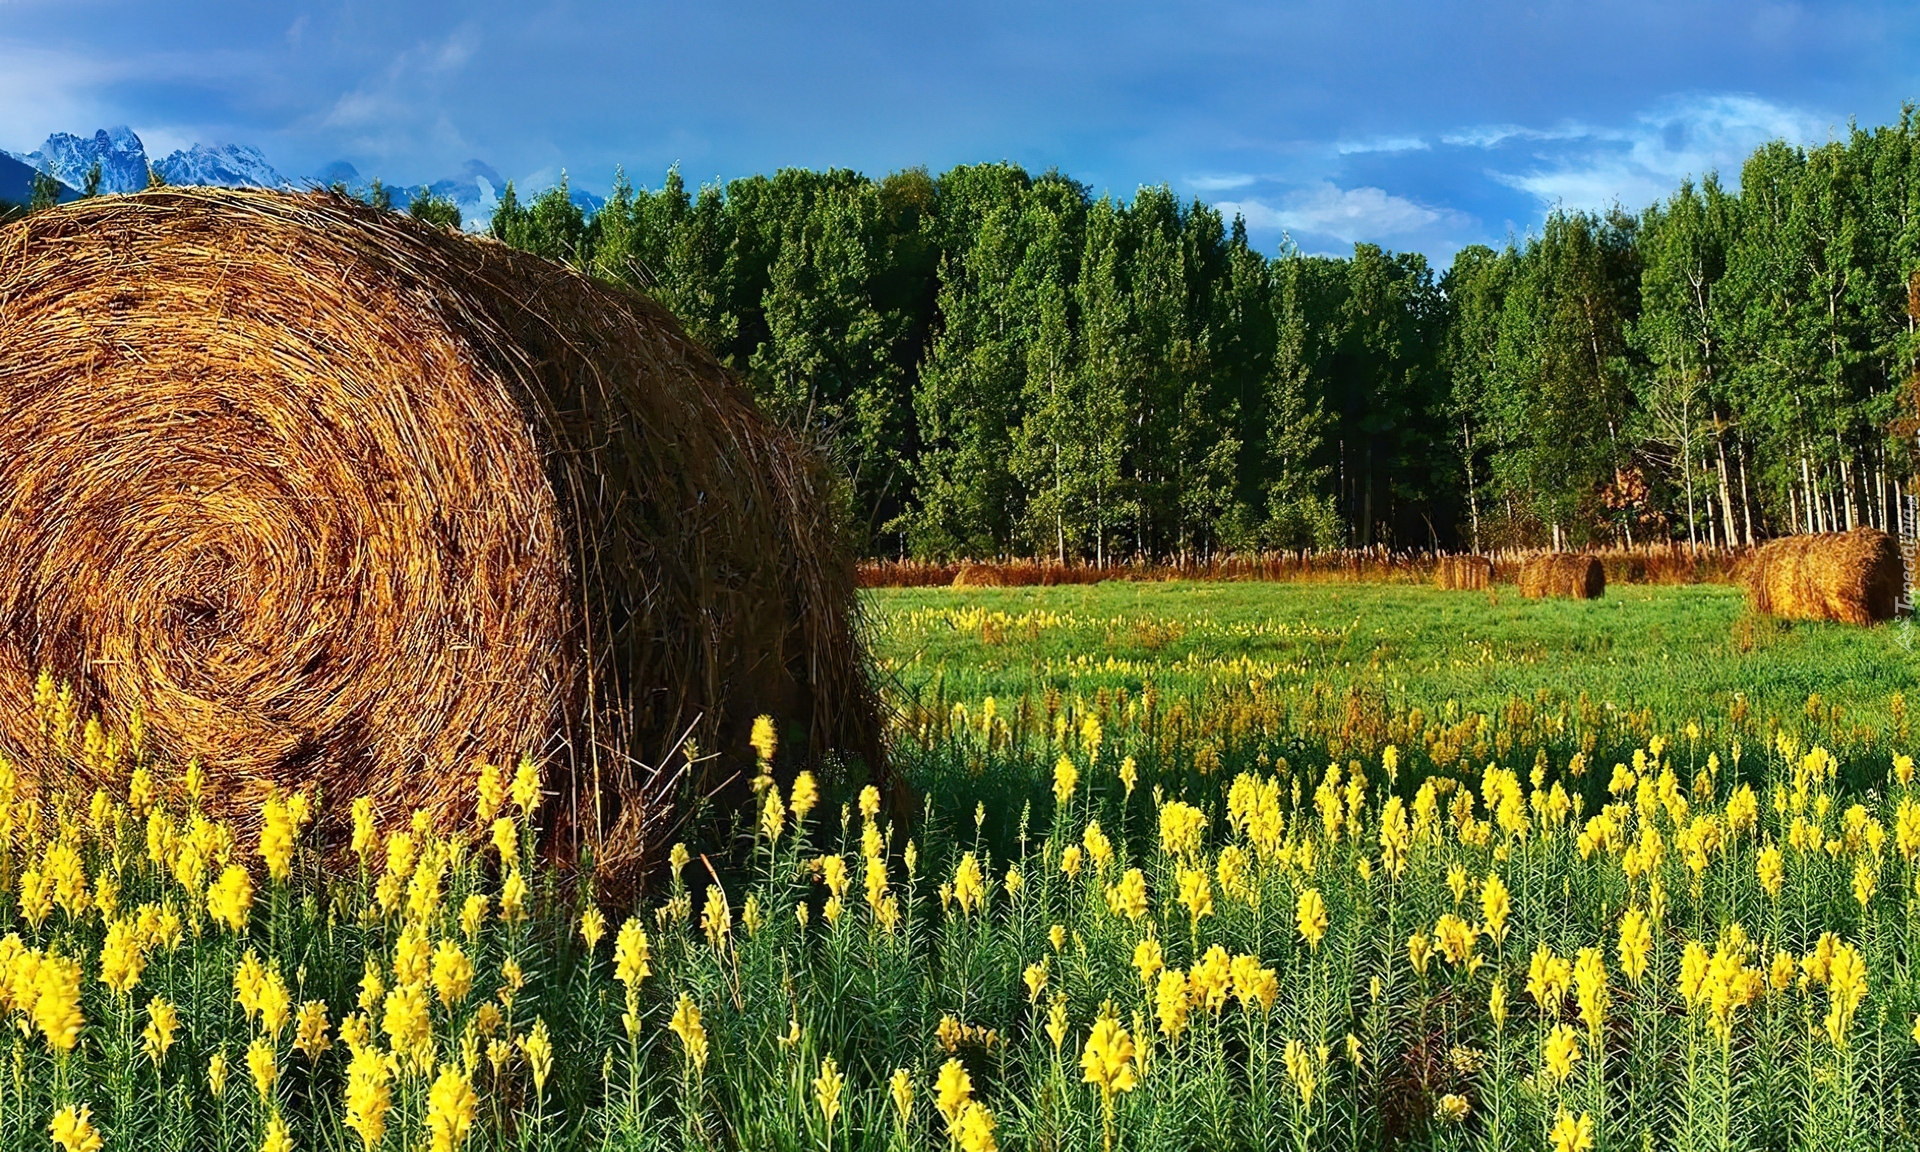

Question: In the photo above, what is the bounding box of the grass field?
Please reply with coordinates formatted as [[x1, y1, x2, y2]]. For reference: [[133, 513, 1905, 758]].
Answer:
[[868, 582, 1920, 723], [4, 580, 1920, 1152]]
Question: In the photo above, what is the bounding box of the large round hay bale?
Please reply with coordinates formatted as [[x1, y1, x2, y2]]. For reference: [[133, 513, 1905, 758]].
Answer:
[[1747, 528, 1902, 626], [1517, 553, 1604, 600], [1433, 555, 1493, 591], [0, 189, 881, 877]]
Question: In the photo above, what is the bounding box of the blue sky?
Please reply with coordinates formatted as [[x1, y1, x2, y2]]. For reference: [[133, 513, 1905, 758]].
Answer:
[[2, 0, 1915, 262]]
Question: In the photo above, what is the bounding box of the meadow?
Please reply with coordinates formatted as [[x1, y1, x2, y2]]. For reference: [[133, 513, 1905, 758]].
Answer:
[[3, 580, 1920, 1152]]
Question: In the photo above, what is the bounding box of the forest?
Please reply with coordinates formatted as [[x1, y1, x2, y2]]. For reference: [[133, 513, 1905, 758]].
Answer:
[[28, 111, 1920, 560]]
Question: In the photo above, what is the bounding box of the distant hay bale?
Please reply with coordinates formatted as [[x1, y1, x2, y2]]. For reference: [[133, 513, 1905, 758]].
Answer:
[[0, 188, 883, 881], [1518, 553, 1605, 600], [951, 563, 1009, 588], [1746, 528, 1902, 626], [1433, 555, 1494, 591]]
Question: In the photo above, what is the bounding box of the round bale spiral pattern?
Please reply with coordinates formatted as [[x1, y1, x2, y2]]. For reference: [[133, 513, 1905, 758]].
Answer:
[[0, 189, 879, 874]]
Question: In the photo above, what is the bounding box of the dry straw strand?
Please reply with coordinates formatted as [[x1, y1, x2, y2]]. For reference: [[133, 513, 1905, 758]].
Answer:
[[1517, 553, 1605, 600], [0, 188, 884, 883]]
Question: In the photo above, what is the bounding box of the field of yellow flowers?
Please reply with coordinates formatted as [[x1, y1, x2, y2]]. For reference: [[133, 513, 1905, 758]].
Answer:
[[4, 581, 1920, 1151]]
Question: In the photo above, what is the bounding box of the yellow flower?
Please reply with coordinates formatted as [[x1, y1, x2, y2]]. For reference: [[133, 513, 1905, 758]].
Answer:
[[1177, 867, 1214, 930], [260, 795, 296, 882], [1435, 1094, 1471, 1123], [207, 865, 255, 933], [791, 772, 819, 821], [1549, 1109, 1595, 1152], [1573, 947, 1609, 1036], [1082, 820, 1114, 873], [510, 756, 542, 814], [491, 817, 518, 867], [1526, 944, 1572, 1010], [1133, 937, 1164, 988], [1105, 868, 1149, 921], [1433, 914, 1480, 969], [432, 940, 474, 1008], [1283, 1038, 1317, 1105], [1756, 845, 1784, 898], [99, 917, 144, 996], [1158, 801, 1208, 857], [499, 869, 529, 924], [952, 853, 986, 916], [343, 1045, 392, 1151], [1082, 1006, 1139, 1097], [459, 894, 489, 941], [1023, 959, 1049, 1002], [579, 905, 607, 952], [935, 1057, 973, 1128], [293, 1001, 331, 1059], [33, 949, 83, 1053], [1046, 993, 1070, 1050], [1617, 906, 1653, 985], [1541, 1023, 1582, 1086], [760, 784, 787, 846], [50, 1104, 103, 1152], [381, 981, 431, 1064], [890, 1067, 914, 1125], [813, 1055, 845, 1128], [519, 1018, 555, 1095], [954, 1101, 998, 1152], [1053, 756, 1079, 804], [750, 714, 779, 765], [1489, 975, 1508, 1029], [1824, 942, 1869, 1048], [143, 996, 179, 1065], [247, 1035, 277, 1100], [1154, 970, 1190, 1040], [669, 994, 709, 1071], [208, 1051, 229, 1098], [426, 1067, 478, 1152], [1408, 931, 1434, 977], [1189, 945, 1232, 1012], [1230, 953, 1279, 1014], [1296, 887, 1328, 950], [1479, 873, 1511, 945], [259, 1111, 293, 1152]]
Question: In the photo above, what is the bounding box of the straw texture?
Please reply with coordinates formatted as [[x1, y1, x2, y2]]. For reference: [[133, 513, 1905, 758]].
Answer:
[[1433, 555, 1494, 591], [1746, 528, 1902, 626], [1518, 553, 1605, 600], [0, 189, 881, 875]]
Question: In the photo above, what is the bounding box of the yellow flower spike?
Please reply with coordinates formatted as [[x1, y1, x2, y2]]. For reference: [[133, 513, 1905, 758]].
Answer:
[[1435, 1094, 1471, 1123], [1479, 873, 1511, 945], [813, 1055, 845, 1128], [750, 715, 779, 766], [859, 785, 882, 821], [499, 869, 530, 924], [1046, 993, 1070, 1051], [99, 916, 144, 996], [1024, 959, 1049, 1002], [579, 904, 607, 952], [889, 1067, 914, 1126], [431, 940, 474, 1008], [246, 1035, 277, 1100], [1488, 975, 1508, 1029], [1526, 944, 1571, 1010], [260, 794, 296, 882], [1154, 969, 1190, 1041], [1573, 947, 1609, 1037], [1549, 1109, 1595, 1152], [934, 1057, 973, 1129], [342, 1043, 391, 1151], [510, 756, 542, 815], [519, 1017, 555, 1096], [1295, 887, 1328, 950], [143, 996, 179, 1066], [207, 864, 255, 933], [1283, 1038, 1317, 1106], [490, 817, 518, 867], [473, 763, 506, 827], [293, 1000, 332, 1059], [1053, 756, 1079, 804], [1133, 937, 1164, 988], [951, 853, 986, 916], [954, 1101, 998, 1152], [1617, 907, 1653, 986], [760, 784, 787, 846], [208, 1051, 229, 1098], [426, 1066, 478, 1152], [1541, 1023, 1582, 1086], [32, 949, 83, 1054], [258, 1111, 293, 1152], [459, 894, 489, 941], [1105, 868, 1149, 921], [50, 1104, 103, 1152], [669, 994, 709, 1071]]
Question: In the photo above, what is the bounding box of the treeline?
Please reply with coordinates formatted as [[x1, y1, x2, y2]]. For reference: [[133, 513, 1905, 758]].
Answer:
[[479, 109, 1920, 557]]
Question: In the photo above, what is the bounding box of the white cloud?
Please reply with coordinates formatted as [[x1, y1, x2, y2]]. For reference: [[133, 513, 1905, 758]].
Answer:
[[1335, 135, 1428, 156], [1219, 181, 1468, 244], [1184, 172, 1255, 192], [1458, 94, 1833, 212]]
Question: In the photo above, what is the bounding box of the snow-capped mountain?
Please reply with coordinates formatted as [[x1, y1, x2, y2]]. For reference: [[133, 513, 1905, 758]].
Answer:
[[428, 159, 505, 229], [152, 143, 291, 190], [8, 126, 149, 193]]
